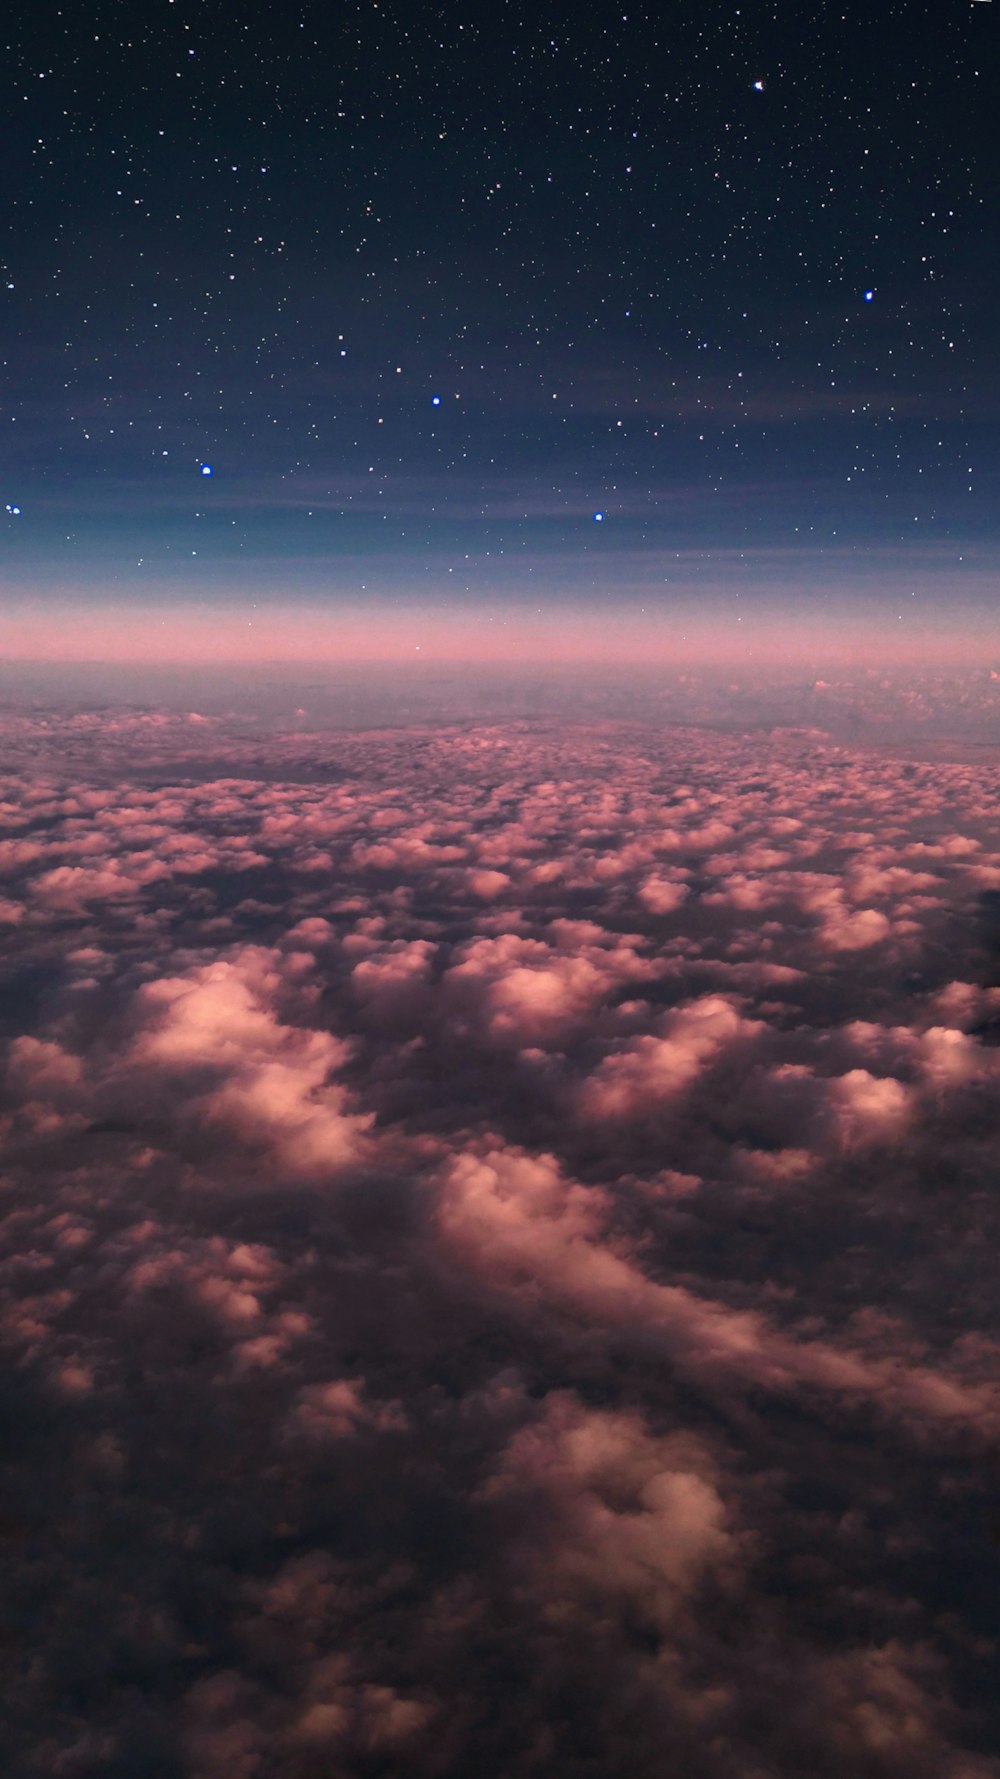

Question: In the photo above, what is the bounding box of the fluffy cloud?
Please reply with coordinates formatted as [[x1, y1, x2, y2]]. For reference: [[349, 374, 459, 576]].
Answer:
[[578, 993, 761, 1118], [480, 1392, 745, 1624], [2, 708, 999, 1778], [121, 949, 373, 1176]]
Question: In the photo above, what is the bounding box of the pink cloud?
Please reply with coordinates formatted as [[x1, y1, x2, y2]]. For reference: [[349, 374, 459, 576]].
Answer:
[[2, 708, 999, 1777], [290, 1378, 409, 1439], [123, 950, 372, 1175], [436, 1139, 998, 1435], [442, 929, 653, 1048], [637, 875, 691, 914], [481, 1392, 744, 1621], [579, 994, 761, 1118]]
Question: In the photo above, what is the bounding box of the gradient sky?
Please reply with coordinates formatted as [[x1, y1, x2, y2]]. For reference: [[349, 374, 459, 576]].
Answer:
[[2, 0, 998, 661]]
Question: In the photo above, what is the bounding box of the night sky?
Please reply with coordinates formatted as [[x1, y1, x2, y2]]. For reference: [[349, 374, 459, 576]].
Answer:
[[7, 11, 1000, 1775], [2, 0, 999, 657]]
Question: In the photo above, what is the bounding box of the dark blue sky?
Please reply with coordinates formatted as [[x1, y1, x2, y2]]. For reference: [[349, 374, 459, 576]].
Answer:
[[3, 0, 998, 655]]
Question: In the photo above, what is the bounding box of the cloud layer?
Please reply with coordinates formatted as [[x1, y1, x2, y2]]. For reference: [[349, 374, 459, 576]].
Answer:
[[2, 709, 1000, 1777]]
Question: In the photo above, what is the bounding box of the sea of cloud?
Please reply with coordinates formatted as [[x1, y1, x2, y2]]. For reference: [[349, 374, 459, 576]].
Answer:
[[2, 708, 999, 1777]]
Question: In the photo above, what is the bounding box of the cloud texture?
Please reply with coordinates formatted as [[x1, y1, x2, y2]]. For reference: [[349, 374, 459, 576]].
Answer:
[[2, 709, 1000, 1776]]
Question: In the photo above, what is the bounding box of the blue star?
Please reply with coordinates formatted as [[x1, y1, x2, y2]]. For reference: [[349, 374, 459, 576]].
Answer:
[[593, 511, 605, 522], [201, 463, 213, 475], [6, 503, 21, 515], [431, 395, 441, 406], [864, 290, 874, 302]]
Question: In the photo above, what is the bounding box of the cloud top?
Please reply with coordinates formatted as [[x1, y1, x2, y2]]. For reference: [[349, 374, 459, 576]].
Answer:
[[2, 710, 1000, 1777]]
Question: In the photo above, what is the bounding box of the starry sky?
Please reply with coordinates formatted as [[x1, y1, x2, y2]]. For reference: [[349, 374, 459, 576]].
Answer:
[[2, 0, 998, 663]]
